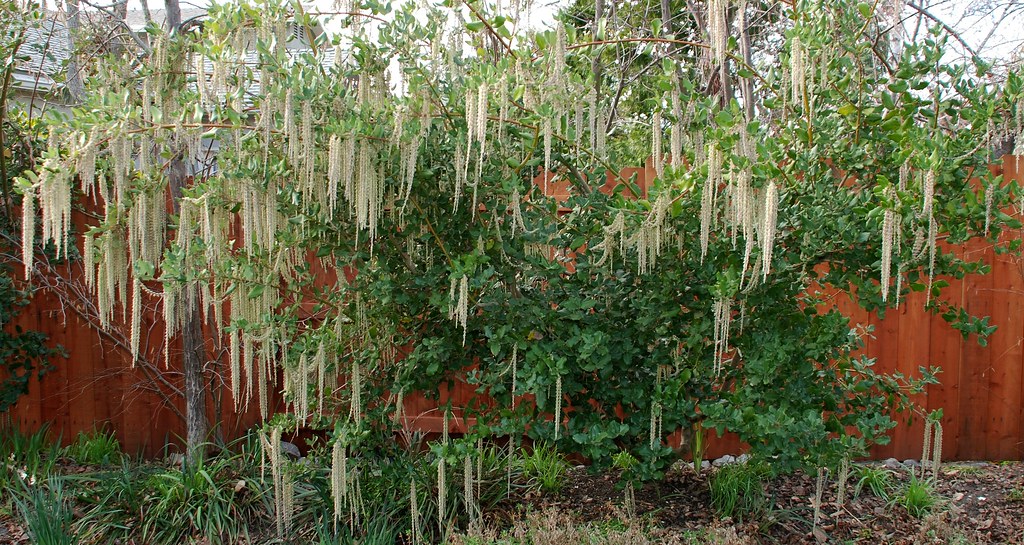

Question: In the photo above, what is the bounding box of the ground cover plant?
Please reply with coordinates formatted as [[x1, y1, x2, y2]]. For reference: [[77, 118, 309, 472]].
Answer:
[[6, 0, 1024, 541], [3, 430, 1024, 544]]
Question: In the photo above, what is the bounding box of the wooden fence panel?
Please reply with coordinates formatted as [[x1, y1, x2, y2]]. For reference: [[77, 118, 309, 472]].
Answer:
[[3, 157, 1024, 461]]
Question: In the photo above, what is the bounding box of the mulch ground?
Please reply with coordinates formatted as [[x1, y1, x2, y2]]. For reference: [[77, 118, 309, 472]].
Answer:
[[508, 461, 1024, 544]]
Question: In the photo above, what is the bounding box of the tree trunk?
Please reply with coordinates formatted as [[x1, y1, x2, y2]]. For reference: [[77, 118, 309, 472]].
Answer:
[[140, 0, 153, 25], [182, 284, 209, 464], [164, 0, 208, 465], [165, 0, 181, 32], [168, 148, 209, 466], [63, 0, 86, 103]]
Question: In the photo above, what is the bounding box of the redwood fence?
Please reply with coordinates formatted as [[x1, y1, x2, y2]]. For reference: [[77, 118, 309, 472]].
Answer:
[[5, 156, 1024, 461]]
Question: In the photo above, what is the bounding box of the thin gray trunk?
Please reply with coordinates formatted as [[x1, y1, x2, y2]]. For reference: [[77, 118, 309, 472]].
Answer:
[[62, 0, 85, 103], [168, 150, 209, 466], [182, 284, 209, 464], [140, 0, 153, 25], [660, 0, 671, 35], [165, 0, 181, 32], [165, 0, 208, 466]]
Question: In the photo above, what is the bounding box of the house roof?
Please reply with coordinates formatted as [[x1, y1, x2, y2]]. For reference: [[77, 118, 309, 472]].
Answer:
[[13, 18, 71, 93]]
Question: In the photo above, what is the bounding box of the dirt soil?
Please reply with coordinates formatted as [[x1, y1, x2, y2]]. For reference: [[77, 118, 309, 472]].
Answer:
[[511, 461, 1024, 544]]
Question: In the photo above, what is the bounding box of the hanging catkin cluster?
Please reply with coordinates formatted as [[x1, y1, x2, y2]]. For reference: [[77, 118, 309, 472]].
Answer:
[[449, 274, 469, 344], [32, 155, 73, 266], [409, 480, 421, 544], [920, 417, 943, 479], [463, 452, 476, 525], [21, 188, 35, 278], [96, 230, 130, 328], [709, 0, 729, 72], [633, 193, 672, 274], [701, 146, 724, 260], [437, 411, 449, 530], [712, 295, 732, 375], [760, 181, 779, 281], [835, 457, 850, 509], [262, 426, 294, 538], [812, 467, 826, 530], [591, 211, 625, 267], [880, 186, 900, 302], [670, 76, 684, 169], [922, 167, 938, 302], [721, 127, 779, 287], [790, 36, 809, 107], [553, 375, 563, 441], [652, 111, 664, 177], [332, 437, 350, 520]]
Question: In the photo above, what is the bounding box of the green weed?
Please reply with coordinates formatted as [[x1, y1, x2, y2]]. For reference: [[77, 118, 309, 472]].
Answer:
[[0, 422, 61, 508], [13, 479, 76, 545], [709, 461, 770, 522], [64, 428, 122, 466], [853, 465, 893, 500], [518, 442, 568, 494], [894, 475, 938, 518]]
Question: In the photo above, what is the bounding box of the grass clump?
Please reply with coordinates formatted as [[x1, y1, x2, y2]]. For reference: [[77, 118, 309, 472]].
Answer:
[[709, 461, 770, 522], [894, 475, 938, 518], [853, 465, 893, 500], [64, 428, 122, 466], [0, 422, 61, 511], [519, 442, 569, 494], [63, 438, 272, 545], [13, 479, 76, 545]]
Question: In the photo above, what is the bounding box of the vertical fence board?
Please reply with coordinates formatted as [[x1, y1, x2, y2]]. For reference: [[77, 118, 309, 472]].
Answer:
[[959, 240, 996, 460], [895, 291, 929, 461], [986, 244, 1024, 460]]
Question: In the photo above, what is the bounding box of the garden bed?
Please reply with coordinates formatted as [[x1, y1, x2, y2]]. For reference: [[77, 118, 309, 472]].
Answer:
[[3, 431, 1022, 545], [466, 460, 1024, 544]]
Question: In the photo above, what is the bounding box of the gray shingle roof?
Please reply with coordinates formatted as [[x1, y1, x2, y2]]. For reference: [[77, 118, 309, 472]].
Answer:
[[13, 18, 71, 92]]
